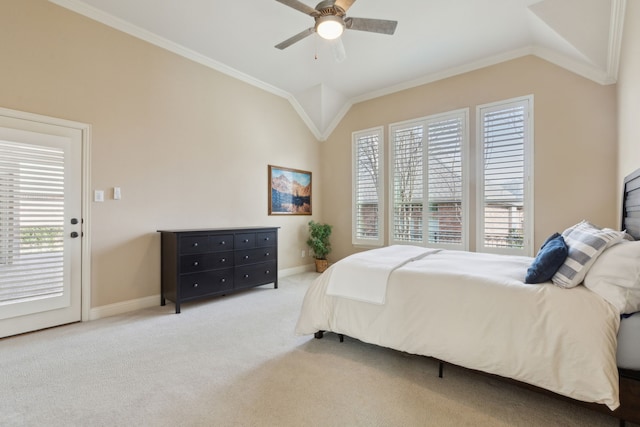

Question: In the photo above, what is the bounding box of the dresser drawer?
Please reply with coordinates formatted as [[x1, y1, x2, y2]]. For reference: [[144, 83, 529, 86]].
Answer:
[[235, 262, 276, 289], [210, 234, 234, 252], [210, 251, 234, 269], [256, 231, 277, 247], [234, 233, 255, 250], [180, 235, 210, 254], [179, 251, 234, 273], [235, 247, 276, 266], [180, 253, 212, 273], [180, 269, 234, 298]]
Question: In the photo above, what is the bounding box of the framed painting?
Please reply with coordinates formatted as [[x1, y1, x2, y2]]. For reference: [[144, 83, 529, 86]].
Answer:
[[268, 165, 312, 215]]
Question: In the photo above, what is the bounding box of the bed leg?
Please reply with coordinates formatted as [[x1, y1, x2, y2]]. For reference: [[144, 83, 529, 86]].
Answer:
[[314, 331, 324, 339], [439, 362, 444, 378], [338, 334, 344, 342]]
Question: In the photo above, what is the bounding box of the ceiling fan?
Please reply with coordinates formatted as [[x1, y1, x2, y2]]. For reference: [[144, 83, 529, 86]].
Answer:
[[274, 0, 398, 50]]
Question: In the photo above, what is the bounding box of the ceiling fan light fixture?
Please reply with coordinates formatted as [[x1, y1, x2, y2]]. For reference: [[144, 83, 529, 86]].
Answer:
[[316, 15, 345, 40]]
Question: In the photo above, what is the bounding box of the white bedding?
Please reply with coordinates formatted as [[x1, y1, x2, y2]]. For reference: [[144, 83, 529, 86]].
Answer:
[[296, 248, 621, 410], [326, 245, 438, 304]]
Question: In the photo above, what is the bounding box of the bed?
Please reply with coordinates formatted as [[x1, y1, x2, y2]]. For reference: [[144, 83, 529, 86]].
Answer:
[[295, 169, 640, 425]]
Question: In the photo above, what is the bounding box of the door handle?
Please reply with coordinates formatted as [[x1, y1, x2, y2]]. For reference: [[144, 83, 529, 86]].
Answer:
[[70, 232, 79, 238]]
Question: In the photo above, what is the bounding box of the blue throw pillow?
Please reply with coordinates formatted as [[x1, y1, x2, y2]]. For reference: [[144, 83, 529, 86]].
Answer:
[[525, 233, 568, 284]]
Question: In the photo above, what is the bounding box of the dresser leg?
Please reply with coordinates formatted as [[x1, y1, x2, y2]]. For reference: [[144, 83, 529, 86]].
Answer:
[[175, 303, 181, 314], [161, 296, 166, 306]]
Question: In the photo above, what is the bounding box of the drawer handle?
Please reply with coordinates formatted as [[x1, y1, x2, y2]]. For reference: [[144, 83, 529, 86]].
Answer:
[[244, 274, 249, 278], [243, 239, 249, 243], [220, 241, 226, 245], [265, 252, 270, 256], [193, 242, 199, 247], [264, 237, 270, 241], [220, 258, 226, 263], [193, 283, 199, 288], [193, 261, 199, 266], [265, 270, 270, 274], [244, 255, 249, 259], [220, 278, 226, 283]]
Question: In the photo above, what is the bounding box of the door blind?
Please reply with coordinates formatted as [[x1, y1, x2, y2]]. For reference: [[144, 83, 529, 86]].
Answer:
[[480, 104, 526, 250], [0, 140, 65, 306]]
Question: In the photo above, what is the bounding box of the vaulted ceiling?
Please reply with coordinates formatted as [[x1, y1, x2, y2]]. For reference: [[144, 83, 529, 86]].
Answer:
[[50, 0, 626, 140]]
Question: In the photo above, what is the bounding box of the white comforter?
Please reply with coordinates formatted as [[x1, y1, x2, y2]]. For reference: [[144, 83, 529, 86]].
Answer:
[[296, 247, 621, 410]]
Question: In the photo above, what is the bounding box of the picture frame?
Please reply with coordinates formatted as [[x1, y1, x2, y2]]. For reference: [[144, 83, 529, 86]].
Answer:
[[268, 165, 312, 215]]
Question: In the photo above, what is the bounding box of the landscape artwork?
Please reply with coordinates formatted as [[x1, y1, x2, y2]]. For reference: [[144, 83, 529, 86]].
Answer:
[[268, 165, 312, 215]]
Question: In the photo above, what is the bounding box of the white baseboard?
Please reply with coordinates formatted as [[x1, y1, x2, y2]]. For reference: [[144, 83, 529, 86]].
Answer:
[[88, 295, 159, 320], [88, 266, 316, 320], [279, 264, 316, 276]]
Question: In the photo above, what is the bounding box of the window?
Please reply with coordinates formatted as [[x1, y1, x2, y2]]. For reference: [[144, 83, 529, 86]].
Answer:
[[477, 96, 533, 256], [352, 127, 384, 246], [351, 97, 533, 254], [389, 109, 468, 250]]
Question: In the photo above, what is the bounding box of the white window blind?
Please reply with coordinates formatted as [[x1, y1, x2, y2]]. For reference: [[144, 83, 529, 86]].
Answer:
[[478, 96, 533, 255], [390, 110, 468, 249], [390, 121, 424, 243], [426, 113, 467, 247], [352, 127, 384, 246], [0, 140, 65, 306]]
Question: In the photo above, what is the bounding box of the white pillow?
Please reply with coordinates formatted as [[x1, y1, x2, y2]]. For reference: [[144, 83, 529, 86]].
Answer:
[[551, 221, 624, 288], [584, 241, 640, 314]]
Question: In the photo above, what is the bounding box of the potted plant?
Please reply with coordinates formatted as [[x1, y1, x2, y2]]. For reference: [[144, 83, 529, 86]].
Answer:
[[306, 220, 332, 273]]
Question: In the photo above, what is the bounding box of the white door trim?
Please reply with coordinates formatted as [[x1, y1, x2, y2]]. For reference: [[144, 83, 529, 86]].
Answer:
[[0, 107, 92, 323]]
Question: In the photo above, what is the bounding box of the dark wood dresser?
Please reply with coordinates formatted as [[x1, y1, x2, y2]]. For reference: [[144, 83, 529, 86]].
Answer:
[[158, 227, 278, 313]]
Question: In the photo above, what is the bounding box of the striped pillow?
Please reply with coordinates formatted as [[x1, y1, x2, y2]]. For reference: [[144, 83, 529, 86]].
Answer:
[[551, 221, 624, 288]]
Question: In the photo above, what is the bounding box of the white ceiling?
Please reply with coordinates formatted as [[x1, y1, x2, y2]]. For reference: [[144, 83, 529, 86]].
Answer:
[[50, 0, 625, 140]]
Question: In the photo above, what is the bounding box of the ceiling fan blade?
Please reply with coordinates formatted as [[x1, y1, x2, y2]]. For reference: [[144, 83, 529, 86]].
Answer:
[[334, 0, 356, 13], [275, 27, 315, 50], [275, 0, 319, 16], [345, 17, 398, 35]]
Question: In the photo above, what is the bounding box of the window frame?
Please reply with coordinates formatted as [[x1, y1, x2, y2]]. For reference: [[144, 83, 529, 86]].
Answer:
[[388, 109, 469, 250], [351, 126, 385, 247], [476, 95, 534, 256]]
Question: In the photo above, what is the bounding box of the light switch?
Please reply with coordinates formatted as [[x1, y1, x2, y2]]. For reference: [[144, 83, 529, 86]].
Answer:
[[114, 187, 121, 200], [94, 190, 104, 202]]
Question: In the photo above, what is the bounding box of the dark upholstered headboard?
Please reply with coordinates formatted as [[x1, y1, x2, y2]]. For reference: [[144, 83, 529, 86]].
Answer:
[[622, 168, 640, 240]]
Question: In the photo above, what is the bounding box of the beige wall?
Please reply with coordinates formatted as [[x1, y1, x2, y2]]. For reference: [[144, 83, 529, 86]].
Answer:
[[0, 0, 625, 312], [618, 1, 640, 201], [0, 1, 320, 309], [321, 56, 618, 262]]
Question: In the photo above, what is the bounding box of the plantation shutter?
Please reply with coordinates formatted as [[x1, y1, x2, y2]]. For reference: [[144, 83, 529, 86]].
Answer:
[[390, 121, 424, 244], [478, 97, 532, 255], [352, 127, 384, 246], [0, 140, 65, 308], [426, 113, 466, 248]]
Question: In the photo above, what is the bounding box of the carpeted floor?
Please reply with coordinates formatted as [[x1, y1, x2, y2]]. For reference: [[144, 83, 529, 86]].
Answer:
[[0, 272, 635, 426]]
